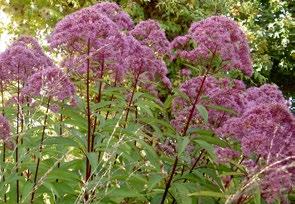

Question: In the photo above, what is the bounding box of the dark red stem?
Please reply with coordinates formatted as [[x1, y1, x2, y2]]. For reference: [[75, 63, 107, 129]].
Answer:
[[85, 39, 92, 202], [160, 156, 178, 204], [90, 57, 105, 153], [182, 73, 208, 136], [1, 81, 6, 203], [16, 67, 20, 204], [30, 97, 51, 203], [124, 72, 140, 125]]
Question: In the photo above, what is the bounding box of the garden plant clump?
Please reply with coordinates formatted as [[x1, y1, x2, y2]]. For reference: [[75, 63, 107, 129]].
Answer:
[[0, 2, 294, 204]]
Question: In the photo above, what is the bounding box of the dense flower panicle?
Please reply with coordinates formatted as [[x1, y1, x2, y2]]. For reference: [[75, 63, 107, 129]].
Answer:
[[214, 98, 295, 203], [50, 3, 133, 85], [171, 76, 245, 132], [130, 20, 170, 56], [260, 170, 293, 204], [157, 140, 176, 156], [217, 103, 295, 202], [217, 103, 295, 157], [92, 2, 133, 31], [22, 67, 75, 102], [0, 54, 10, 83], [215, 147, 240, 163], [62, 34, 129, 83], [180, 68, 191, 77], [244, 84, 286, 109], [171, 16, 253, 76], [12, 36, 53, 67], [48, 5, 120, 51], [1, 36, 52, 82], [124, 36, 171, 92], [0, 114, 10, 141]]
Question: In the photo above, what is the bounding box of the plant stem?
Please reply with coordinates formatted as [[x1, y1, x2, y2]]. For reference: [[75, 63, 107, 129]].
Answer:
[[1, 81, 6, 203], [124, 73, 140, 126], [90, 57, 104, 153], [161, 72, 209, 203], [182, 74, 208, 136], [56, 105, 64, 183], [16, 67, 20, 204], [85, 39, 92, 201], [30, 97, 51, 203], [160, 156, 178, 204]]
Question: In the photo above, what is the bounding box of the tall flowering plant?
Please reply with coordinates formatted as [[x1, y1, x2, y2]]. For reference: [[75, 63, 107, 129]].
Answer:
[[0, 2, 294, 204]]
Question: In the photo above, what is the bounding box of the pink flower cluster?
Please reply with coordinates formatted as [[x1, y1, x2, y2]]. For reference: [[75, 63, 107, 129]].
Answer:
[[171, 76, 246, 132], [0, 114, 10, 142], [171, 16, 253, 76], [22, 67, 75, 102], [1, 36, 52, 82], [50, 2, 171, 95], [209, 83, 294, 203], [215, 147, 240, 163], [124, 35, 171, 94], [92, 2, 133, 31], [130, 20, 170, 57]]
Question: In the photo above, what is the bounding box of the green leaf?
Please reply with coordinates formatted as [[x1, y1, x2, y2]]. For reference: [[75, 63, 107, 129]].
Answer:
[[21, 182, 33, 203], [194, 135, 229, 148], [177, 137, 190, 156], [189, 190, 228, 198], [194, 140, 216, 160], [147, 174, 163, 191], [170, 183, 192, 204], [87, 152, 98, 174], [43, 182, 60, 198], [44, 136, 82, 148], [254, 186, 261, 204], [173, 88, 190, 101], [206, 105, 237, 115], [108, 186, 143, 198], [197, 105, 208, 123]]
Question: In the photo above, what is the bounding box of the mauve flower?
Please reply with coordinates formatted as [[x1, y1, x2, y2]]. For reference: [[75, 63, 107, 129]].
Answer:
[[92, 2, 133, 31], [180, 68, 191, 77], [48, 5, 120, 51], [171, 76, 246, 132], [0, 114, 10, 141], [171, 16, 252, 76], [244, 84, 286, 109], [217, 103, 295, 203], [22, 67, 75, 102], [1, 36, 52, 82], [0, 54, 10, 83], [130, 20, 170, 56], [215, 147, 240, 163], [157, 140, 176, 156], [124, 35, 171, 93], [49, 3, 132, 85]]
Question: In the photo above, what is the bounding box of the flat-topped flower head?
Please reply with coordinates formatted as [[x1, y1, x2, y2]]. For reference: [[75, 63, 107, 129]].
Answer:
[[1, 36, 52, 82], [48, 5, 120, 51], [124, 35, 171, 94], [218, 103, 295, 203], [171, 76, 245, 132], [244, 84, 286, 109], [217, 103, 295, 158], [22, 67, 75, 102], [92, 2, 133, 31], [12, 36, 53, 66], [130, 20, 170, 57], [0, 114, 10, 142], [215, 147, 240, 163], [171, 16, 252, 76], [0, 53, 10, 83]]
